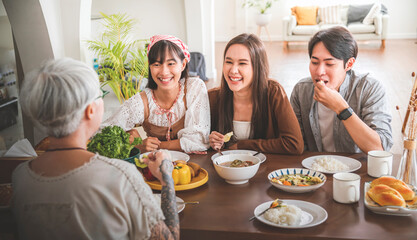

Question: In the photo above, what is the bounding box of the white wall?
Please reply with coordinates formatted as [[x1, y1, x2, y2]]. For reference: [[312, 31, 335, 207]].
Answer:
[[215, 0, 417, 42], [91, 0, 187, 41]]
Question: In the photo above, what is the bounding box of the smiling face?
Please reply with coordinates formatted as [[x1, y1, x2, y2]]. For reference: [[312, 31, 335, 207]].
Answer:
[[223, 44, 254, 94], [309, 41, 353, 91], [149, 49, 186, 91]]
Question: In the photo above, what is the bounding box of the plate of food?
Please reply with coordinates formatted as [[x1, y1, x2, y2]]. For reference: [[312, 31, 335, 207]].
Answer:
[[140, 151, 190, 162], [301, 155, 361, 174], [0, 183, 12, 211], [145, 162, 209, 191], [153, 194, 185, 213], [268, 168, 326, 193], [254, 199, 328, 228], [211, 150, 266, 164], [364, 176, 417, 216]]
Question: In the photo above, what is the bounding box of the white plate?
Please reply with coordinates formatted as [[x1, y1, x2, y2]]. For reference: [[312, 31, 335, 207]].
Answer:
[[153, 194, 185, 213], [268, 168, 327, 193], [364, 182, 417, 216], [211, 150, 266, 164], [141, 150, 190, 162], [254, 200, 328, 228], [301, 155, 361, 174]]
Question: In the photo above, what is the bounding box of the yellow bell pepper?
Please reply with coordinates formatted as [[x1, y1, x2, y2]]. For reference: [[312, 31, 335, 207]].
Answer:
[[172, 163, 191, 185]]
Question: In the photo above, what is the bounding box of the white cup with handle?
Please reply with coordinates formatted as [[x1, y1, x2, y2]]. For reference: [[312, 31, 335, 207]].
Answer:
[[333, 172, 360, 204], [367, 150, 393, 178]]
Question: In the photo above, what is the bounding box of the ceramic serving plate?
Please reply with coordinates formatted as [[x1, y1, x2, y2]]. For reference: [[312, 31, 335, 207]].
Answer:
[[211, 150, 266, 164], [302, 155, 361, 174], [146, 168, 208, 191], [254, 199, 328, 229], [268, 168, 326, 193], [153, 194, 185, 213], [364, 182, 417, 216]]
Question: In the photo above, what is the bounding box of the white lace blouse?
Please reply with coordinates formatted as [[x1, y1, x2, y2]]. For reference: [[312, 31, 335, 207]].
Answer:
[[102, 77, 210, 152]]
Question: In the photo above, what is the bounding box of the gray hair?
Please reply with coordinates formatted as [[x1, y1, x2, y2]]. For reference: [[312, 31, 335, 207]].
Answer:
[[20, 58, 101, 138]]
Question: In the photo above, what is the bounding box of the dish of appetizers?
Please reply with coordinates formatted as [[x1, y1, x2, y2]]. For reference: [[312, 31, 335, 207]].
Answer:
[[364, 176, 417, 216], [268, 168, 326, 193], [144, 160, 208, 191]]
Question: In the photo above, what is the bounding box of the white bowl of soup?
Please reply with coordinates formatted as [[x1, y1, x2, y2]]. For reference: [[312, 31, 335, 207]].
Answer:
[[212, 154, 261, 185]]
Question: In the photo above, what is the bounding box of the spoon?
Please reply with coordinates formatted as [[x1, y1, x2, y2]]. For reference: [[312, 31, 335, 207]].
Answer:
[[253, 152, 261, 156], [249, 199, 283, 221], [178, 201, 199, 205]]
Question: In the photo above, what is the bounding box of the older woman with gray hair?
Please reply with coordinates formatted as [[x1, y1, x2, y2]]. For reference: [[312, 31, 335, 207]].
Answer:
[[12, 58, 179, 240]]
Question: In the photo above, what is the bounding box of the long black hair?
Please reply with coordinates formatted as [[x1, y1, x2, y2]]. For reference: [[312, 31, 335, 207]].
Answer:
[[147, 40, 189, 89], [218, 33, 269, 140]]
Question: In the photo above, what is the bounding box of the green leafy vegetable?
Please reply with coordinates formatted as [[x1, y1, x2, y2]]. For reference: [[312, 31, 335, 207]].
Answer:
[[87, 126, 142, 159]]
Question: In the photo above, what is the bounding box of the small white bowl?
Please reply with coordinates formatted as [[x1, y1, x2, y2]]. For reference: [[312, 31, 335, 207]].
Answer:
[[213, 154, 261, 185], [268, 168, 327, 193]]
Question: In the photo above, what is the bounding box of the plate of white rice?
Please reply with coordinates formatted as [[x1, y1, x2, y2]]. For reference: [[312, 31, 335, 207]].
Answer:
[[254, 200, 328, 228], [302, 155, 362, 174]]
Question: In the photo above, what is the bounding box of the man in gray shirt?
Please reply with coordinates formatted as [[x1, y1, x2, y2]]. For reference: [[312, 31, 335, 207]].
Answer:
[[290, 27, 392, 153]]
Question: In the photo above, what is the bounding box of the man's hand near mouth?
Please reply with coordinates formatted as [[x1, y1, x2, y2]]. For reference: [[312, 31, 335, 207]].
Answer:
[[313, 80, 349, 114]]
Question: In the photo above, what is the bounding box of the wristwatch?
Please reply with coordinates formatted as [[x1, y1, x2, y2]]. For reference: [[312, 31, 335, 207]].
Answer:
[[337, 107, 353, 120]]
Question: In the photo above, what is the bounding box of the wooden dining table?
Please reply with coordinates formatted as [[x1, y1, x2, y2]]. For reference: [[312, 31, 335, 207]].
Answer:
[[175, 151, 417, 240], [1, 151, 416, 240]]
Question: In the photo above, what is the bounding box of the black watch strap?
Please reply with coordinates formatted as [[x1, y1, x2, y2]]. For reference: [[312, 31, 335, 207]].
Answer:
[[337, 107, 353, 120]]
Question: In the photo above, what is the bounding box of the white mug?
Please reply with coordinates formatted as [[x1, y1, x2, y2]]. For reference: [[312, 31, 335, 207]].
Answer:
[[333, 172, 360, 204], [367, 150, 393, 178]]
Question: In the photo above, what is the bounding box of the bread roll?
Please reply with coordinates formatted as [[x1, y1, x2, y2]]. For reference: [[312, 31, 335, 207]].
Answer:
[[370, 177, 415, 201], [367, 184, 406, 207]]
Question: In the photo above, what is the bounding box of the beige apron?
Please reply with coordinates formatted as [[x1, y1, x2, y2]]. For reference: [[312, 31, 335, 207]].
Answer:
[[140, 82, 187, 141]]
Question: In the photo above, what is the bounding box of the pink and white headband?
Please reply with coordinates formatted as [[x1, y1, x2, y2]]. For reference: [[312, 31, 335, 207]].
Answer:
[[147, 35, 191, 63]]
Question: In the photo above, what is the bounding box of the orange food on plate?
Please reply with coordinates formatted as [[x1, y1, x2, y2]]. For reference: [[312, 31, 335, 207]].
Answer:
[[370, 176, 415, 201], [367, 184, 406, 207]]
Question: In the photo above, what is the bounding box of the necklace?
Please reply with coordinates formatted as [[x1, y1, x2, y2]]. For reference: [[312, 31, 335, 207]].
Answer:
[[46, 147, 86, 152]]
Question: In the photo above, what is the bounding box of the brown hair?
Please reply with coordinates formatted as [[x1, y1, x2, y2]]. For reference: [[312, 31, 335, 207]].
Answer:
[[147, 40, 189, 89], [217, 33, 269, 140]]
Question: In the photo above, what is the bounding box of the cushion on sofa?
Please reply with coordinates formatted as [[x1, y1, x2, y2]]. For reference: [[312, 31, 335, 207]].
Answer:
[[291, 6, 318, 25], [319, 5, 342, 24], [292, 25, 320, 35], [319, 24, 345, 31], [362, 3, 381, 25], [347, 23, 376, 34], [347, 4, 373, 24]]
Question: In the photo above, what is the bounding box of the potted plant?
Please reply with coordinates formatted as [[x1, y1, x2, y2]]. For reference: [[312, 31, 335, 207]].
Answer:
[[87, 13, 148, 103], [243, 0, 278, 26]]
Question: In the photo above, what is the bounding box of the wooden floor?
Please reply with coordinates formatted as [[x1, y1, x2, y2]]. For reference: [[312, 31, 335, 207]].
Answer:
[[209, 39, 417, 155]]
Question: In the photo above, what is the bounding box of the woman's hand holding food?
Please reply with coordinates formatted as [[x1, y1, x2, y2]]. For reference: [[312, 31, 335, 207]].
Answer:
[[209, 131, 224, 150], [143, 150, 173, 186]]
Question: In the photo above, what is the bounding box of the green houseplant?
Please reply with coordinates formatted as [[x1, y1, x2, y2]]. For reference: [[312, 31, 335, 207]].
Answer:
[[87, 12, 148, 103], [242, 0, 277, 14]]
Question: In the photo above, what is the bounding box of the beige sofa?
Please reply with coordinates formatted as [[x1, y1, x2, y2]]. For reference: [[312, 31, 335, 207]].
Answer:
[[282, 5, 389, 48]]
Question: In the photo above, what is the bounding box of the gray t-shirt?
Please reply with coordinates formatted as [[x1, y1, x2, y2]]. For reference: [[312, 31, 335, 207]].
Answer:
[[290, 70, 393, 153], [12, 154, 164, 240]]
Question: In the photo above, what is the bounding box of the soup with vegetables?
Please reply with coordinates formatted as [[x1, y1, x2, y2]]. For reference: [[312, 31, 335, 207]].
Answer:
[[221, 159, 254, 168], [271, 174, 323, 186]]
